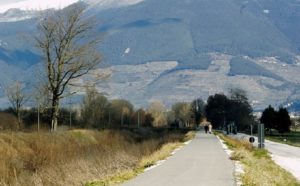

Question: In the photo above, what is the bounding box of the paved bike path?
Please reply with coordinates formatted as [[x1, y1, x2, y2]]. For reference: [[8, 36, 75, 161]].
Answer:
[[122, 131, 235, 186]]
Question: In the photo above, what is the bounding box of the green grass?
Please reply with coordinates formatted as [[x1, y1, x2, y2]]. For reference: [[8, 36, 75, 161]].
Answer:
[[266, 131, 300, 147], [252, 149, 270, 159], [85, 169, 142, 186], [217, 133, 300, 186]]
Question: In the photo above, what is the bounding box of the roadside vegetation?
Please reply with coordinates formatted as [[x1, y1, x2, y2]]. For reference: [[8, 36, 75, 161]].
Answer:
[[266, 131, 300, 147], [0, 85, 257, 186], [260, 105, 300, 147], [217, 133, 300, 186], [0, 129, 195, 186], [260, 105, 292, 134], [86, 131, 195, 186]]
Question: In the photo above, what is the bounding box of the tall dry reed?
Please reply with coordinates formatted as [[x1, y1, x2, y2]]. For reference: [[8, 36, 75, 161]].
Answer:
[[0, 129, 185, 186]]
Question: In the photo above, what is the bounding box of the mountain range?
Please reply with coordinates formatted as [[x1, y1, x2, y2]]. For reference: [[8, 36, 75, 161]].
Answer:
[[1, 0, 300, 111]]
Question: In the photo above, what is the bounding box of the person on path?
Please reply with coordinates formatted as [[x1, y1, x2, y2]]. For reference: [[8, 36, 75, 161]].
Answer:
[[204, 125, 209, 133], [208, 124, 212, 134]]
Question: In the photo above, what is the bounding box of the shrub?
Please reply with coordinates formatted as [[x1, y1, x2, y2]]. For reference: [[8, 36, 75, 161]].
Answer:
[[0, 112, 18, 130]]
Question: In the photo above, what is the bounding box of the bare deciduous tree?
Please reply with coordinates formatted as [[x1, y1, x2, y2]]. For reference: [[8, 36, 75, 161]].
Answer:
[[81, 86, 109, 128], [6, 81, 28, 129], [172, 102, 192, 127], [148, 101, 167, 127], [35, 4, 102, 131]]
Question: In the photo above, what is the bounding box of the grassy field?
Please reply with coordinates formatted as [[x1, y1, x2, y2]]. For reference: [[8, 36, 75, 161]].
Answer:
[[0, 129, 195, 186], [266, 131, 300, 147], [217, 133, 300, 186]]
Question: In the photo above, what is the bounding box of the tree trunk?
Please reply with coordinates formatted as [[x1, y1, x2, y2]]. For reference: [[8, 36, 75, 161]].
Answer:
[[51, 97, 59, 132], [17, 110, 21, 130], [37, 107, 40, 132]]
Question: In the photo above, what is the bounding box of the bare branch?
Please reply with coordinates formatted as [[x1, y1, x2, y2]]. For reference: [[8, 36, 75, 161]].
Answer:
[[5, 81, 29, 129], [35, 4, 102, 131]]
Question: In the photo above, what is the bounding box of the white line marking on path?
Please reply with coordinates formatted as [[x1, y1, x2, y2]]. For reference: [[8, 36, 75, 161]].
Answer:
[[216, 135, 244, 186], [144, 140, 193, 172]]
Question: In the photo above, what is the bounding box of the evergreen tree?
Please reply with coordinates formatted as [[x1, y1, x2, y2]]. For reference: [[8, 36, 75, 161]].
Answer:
[[205, 89, 254, 131], [260, 105, 276, 133], [205, 94, 229, 129], [191, 98, 205, 126], [228, 88, 254, 131], [260, 106, 291, 134], [276, 107, 291, 133]]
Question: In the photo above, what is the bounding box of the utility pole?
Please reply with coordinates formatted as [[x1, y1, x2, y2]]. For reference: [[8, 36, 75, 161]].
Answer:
[[37, 105, 40, 132], [137, 110, 140, 128], [69, 96, 72, 128], [196, 99, 199, 127], [258, 123, 265, 148], [121, 110, 124, 127], [69, 109, 72, 128], [108, 111, 111, 128], [223, 111, 226, 132]]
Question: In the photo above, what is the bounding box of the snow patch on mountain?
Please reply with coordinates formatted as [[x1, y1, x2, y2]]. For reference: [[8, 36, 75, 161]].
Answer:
[[296, 56, 300, 66], [0, 0, 79, 22], [0, 0, 144, 22], [124, 48, 131, 54], [0, 0, 78, 13], [85, 0, 144, 8], [0, 40, 8, 47], [0, 8, 36, 22]]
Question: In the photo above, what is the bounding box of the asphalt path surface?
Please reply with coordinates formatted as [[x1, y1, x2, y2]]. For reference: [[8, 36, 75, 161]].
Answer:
[[122, 131, 235, 186]]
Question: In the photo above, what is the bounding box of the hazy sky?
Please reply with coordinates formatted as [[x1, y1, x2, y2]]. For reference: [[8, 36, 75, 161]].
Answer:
[[0, 0, 23, 5], [0, 0, 78, 13]]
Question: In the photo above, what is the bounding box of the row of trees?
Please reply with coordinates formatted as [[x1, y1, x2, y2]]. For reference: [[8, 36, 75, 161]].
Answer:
[[1, 86, 204, 130], [79, 88, 255, 131], [80, 87, 153, 128], [260, 106, 292, 134], [80, 87, 204, 129], [2, 84, 257, 131], [205, 89, 254, 131], [4, 84, 294, 134]]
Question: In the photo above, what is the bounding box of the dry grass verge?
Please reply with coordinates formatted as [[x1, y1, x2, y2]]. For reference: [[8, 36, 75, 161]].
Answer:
[[86, 131, 196, 186], [0, 129, 195, 186], [218, 133, 300, 186]]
